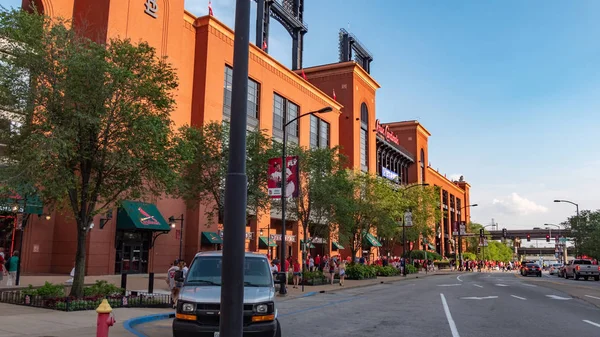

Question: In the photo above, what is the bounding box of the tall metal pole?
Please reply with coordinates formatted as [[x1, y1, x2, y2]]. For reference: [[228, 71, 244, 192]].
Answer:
[[178, 215, 184, 262], [279, 128, 288, 295], [220, 0, 250, 335], [402, 216, 406, 276], [302, 225, 307, 292], [575, 204, 579, 258]]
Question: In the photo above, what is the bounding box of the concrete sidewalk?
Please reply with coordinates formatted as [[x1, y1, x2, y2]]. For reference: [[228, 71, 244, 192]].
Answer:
[[0, 302, 172, 337]]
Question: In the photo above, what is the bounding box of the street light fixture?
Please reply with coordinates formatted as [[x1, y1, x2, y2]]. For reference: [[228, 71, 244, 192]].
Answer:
[[279, 106, 334, 295], [545, 223, 565, 264], [554, 199, 579, 258], [399, 183, 429, 276], [456, 204, 478, 270], [168, 215, 184, 261]]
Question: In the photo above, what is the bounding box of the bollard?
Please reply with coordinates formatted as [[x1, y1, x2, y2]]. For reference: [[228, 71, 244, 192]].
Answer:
[[148, 272, 154, 294], [96, 299, 115, 337], [120, 272, 127, 290]]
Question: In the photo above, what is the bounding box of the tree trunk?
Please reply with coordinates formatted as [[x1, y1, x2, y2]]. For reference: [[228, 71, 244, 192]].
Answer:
[[69, 225, 87, 297]]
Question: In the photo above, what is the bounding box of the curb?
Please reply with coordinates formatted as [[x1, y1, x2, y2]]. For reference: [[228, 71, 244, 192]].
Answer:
[[123, 312, 175, 337]]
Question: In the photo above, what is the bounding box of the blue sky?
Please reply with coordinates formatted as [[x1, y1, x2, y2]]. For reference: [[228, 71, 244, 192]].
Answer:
[[4, 0, 599, 238]]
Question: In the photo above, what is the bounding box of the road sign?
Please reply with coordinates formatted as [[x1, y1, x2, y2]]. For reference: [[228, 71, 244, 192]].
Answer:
[[404, 212, 413, 227], [559, 237, 567, 244]]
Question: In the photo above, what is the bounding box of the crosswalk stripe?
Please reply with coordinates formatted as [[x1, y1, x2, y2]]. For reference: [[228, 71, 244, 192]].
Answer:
[[583, 320, 600, 328], [511, 295, 526, 300]]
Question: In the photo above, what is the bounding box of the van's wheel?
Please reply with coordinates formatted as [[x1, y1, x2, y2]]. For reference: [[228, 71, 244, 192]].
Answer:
[[275, 319, 282, 337]]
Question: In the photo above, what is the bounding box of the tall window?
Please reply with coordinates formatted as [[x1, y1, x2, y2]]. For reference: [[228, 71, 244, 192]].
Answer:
[[360, 103, 369, 171], [310, 115, 330, 149], [272, 93, 299, 143], [420, 148, 426, 183], [223, 65, 260, 129]]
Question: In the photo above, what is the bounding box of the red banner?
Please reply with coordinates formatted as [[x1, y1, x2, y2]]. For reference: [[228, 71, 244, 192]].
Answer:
[[267, 156, 299, 199]]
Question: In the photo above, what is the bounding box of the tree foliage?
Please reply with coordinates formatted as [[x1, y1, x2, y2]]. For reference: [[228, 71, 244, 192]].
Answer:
[[276, 145, 346, 247], [174, 121, 277, 225], [0, 9, 181, 297], [562, 209, 600, 259]]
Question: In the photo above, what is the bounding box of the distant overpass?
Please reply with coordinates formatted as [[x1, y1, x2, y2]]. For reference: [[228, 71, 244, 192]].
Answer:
[[487, 229, 572, 240], [517, 247, 573, 255]]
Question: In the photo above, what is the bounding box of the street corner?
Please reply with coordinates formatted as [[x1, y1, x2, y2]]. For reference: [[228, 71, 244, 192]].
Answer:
[[123, 312, 175, 337]]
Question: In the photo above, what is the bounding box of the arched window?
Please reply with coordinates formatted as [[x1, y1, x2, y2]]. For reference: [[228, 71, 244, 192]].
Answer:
[[360, 103, 369, 171], [420, 148, 426, 183]]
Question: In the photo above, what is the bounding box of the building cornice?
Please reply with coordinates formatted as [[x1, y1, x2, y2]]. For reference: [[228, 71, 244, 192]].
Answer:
[[385, 120, 432, 137], [301, 62, 381, 93], [427, 167, 466, 194], [191, 16, 343, 111]]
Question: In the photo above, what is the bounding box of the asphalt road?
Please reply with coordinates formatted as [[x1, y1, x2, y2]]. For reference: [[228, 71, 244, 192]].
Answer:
[[137, 271, 600, 337]]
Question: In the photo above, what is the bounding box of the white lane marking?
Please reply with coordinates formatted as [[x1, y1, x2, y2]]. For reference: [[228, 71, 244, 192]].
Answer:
[[440, 294, 461, 337], [456, 275, 463, 282], [460, 296, 498, 300], [438, 284, 462, 287], [546, 295, 572, 300], [543, 274, 552, 278], [495, 284, 509, 287], [585, 295, 600, 300], [511, 295, 527, 300], [473, 284, 484, 288], [521, 283, 537, 287], [583, 320, 600, 328]]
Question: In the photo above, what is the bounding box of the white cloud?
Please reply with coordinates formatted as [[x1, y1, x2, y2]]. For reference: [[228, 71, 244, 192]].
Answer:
[[492, 193, 548, 216]]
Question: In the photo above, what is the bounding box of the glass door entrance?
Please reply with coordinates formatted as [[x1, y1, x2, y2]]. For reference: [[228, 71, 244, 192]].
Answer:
[[115, 231, 149, 274]]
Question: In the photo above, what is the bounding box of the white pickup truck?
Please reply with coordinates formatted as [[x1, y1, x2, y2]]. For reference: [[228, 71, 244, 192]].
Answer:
[[563, 259, 600, 281]]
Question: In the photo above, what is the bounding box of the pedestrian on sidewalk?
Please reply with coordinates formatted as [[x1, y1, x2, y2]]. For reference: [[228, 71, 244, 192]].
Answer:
[[292, 259, 301, 289], [166, 260, 180, 308], [338, 260, 346, 286], [328, 258, 336, 285], [6, 251, 18, 286]]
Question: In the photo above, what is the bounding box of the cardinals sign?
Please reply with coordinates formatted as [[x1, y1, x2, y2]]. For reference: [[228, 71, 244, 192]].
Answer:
[[138, 207, 160, 225], [267, 156, 299, 199]]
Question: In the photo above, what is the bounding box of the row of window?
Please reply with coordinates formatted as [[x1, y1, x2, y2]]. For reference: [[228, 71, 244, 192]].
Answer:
[[222, 65, 329, 148]]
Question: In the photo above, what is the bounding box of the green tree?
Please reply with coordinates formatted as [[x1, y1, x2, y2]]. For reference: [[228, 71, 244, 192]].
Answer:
[[0, 10, 180, 296], [174, 122, 277, 225], [466, 222, 484, 254], [276, 145, 346, 256], [333, 171, 392, 261], [563, 209, 600, 259]]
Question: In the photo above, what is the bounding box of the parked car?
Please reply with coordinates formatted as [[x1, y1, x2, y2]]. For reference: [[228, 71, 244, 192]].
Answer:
[[173, 251, 282, 337], [563, 259, 600, 281], [521, 263, 542, 277]]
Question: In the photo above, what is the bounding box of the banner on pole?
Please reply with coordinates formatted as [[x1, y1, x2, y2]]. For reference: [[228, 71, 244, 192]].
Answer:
[[267, 156, 299, 199]]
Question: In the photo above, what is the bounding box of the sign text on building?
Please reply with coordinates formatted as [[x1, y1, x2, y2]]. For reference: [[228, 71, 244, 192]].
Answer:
[[144, 0, 158, 18], [269, 234, 296, 243], [381, 167, 399, 182], [375, 119, 400, 145]]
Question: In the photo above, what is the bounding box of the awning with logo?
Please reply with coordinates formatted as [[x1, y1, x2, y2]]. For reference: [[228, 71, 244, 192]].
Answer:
[[116, 200, 171, 231], [300, 240, 316, 249], [259, 236, 277, 248], [201, 232, 223, 244], [364, 233, 382, 247], [332, 242, 344, 250], [0, 186, 44, 215]]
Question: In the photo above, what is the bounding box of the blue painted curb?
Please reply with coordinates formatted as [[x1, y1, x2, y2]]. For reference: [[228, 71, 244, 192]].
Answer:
[[123, 312, 175, 337], [299, 291, 317, 298]]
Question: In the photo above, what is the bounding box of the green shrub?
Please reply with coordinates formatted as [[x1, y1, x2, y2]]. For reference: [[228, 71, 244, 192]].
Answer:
[[345, 264, 377, 280], [462, 252, 477, 261], [410, 250, 442, 261], [376, 266, 400, 276], [406, 264, 418, 274], [22, 282, 65, 297], [83, 280, 123, 297]]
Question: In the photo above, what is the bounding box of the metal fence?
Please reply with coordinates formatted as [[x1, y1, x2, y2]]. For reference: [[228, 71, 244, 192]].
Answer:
[[0, 289, 171, 311]]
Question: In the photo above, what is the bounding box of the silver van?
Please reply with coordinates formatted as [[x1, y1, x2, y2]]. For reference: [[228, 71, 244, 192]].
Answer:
[[172, 251, 282, 337]]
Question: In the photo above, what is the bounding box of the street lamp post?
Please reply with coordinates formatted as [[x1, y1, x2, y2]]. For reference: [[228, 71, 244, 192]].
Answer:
[[399, 183, 429, 277], [456, 204, 478, 270], [169, 215, 184, 261], [554, 199, 579, 258], [479, 223, 494, 262], [279, 106, 333, 295], [545, 223, 565, 264]]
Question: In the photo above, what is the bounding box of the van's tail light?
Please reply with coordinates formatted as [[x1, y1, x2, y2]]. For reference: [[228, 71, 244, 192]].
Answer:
[[576, 265, 580, 271], [597, 266, 600, 271]]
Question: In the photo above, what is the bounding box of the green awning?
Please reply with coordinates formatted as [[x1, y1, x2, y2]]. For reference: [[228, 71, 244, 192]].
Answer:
[[201, 232, 223, 244], [364, 233, 382, 247], [0, 187, 44, 215], [116, 200, 171, 231], [259, 236, 277, 248], [333, 242, 344, 250], [301, 240, 316, 249]]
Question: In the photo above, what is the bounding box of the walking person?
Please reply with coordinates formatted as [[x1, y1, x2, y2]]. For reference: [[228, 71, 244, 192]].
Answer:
[[328, 258, 336, 285], [338, 260, 346, 286], [166, 260, 180, 308], [6, 251, 18, 286], [292, 259, 301, 289]]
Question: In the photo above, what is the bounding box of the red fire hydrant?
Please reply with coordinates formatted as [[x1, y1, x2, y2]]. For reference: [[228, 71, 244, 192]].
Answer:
[[96, 299, 116, 337]]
